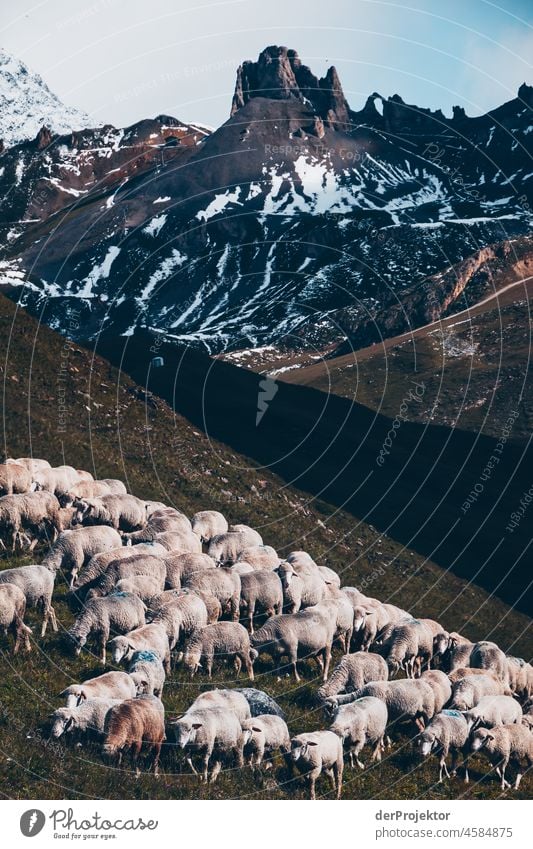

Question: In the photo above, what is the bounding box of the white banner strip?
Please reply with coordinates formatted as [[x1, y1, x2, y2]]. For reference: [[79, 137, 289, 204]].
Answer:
[[3, 799, 530, 848]]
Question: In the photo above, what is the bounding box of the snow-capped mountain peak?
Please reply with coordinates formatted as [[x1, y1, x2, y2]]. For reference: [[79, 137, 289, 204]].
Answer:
[[0, 48, 92, 147]]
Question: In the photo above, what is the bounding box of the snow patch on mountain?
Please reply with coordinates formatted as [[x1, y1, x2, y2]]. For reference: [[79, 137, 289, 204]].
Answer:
[[0, 48, 92, 146]]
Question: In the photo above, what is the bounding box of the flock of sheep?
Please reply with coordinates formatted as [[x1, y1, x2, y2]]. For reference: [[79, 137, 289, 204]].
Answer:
[[0, 456, 532, 798]]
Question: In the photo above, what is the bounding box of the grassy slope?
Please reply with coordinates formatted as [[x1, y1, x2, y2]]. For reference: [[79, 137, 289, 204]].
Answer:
[[0, 292, 531, 800]]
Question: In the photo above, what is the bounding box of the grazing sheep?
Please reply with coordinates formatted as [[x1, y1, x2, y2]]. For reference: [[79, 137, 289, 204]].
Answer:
[[506, 657, 533, 702], [7, 457, 50, 474], [60, 480, 114, 505], [102, 696, 165, 777], [470, 641, 509, 684], [237, 545, 280, 571], [420, 670, 452, 713], [65, 593, 146, 663], [88, 554, 167, 598], [250, 607, 336, 682], [145, 531, 199, 553], [169, 707, 244, 783], [49, 698, 121, 742], [351, 604, 384, 651], [290, 731, 343, 800], [321, 589, 354, 652], [60, 671, 136, 707], [463, 696, 523, 731], [470, 724, 533, 790], [164, 552, 215, 588], [242, 715, 291, 768], [228, 524, 263, 546], [74, 494, 147, 531], [181, 622, 255, 679], [150, 591, 208, 649], [383, 619, 434, 678], [149, 588, 221, 624], [0, 583, 32, 652], [335, 680, 436, 731], [73, 543, 166, 591], [448, 667, 493, 684], [234, 688, 286, 719], [317, 652, 389, 705], [415, 710, 470, 783], [187, 690, 251, 724], [0, 492, 61, 550], [33, 466, 80, 498], [208, 532, 259, 566], [319, 566, 341, 587], [182, 567, 241, 621], [98, 479, 128, 495], [329, 696, 388, 768], [239, 569, 283, 632], [450, 672, 510, 710], [439, 633, 474, 673], [277, 555, 326, 613], [0, 462, 32, 496], [114, 576, 163, 601], [231, 561, 255, 575], [128, 650, 166, 697], [108, 623, 171, 673], [0, 564, 57, 635], [191, 510, 228, 543], [123, 511, 193, 544], [42, 526, 122, 585]]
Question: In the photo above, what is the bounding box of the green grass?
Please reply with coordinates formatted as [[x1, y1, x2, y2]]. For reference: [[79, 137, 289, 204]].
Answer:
[[0, 292, 531, 799]]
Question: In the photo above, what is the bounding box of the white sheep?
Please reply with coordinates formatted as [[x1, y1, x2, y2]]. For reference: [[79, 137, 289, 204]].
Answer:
[[114, 575, 163, 601], [335, 679, 436, 731], [463, 695, 523, 731], [149, 591, 208, 649], [49, 698, 122, 742], [108, 622, 171, 672], [420, 669, 452, 713], [241, 714, 291, 768], [74, 494, 147, 531], [470, 724, 533, 790], [0, 583, 32, 653], [73, 543, 166, 592], [506, 657, 533, 702], [228, 524, 263, 546], [317, 652, 389, 705], [7, 457, 50, 474], [187, 689, 251, 723], [33, 466, 80, 498], [191, 510, 228, 543], [164, 552, 215, 588], [290, 730, 343, 800], [277, 555, 326, 613], [250, 607, 336, 682], [208, 532, 259, 565], [87, 553, 167, 597], [181, 621, 255, 679], [60, 671, 136, 706], [239, 569, 283, 632], [0, 564, 57, 635], [127, 650, 166, 697], [0, 491, 61, 550], [169, 707, 244, 783], [415, 710, 470, 783], [329, 696, 388, 768], [123, 510, 193, 544], [0, 462, 32, 496], [236, 545, 280, 571], [450, 671, 510, 710], [382, 619, 434, 678], [470, 641, 509, 683], [182, 567, 241, 620], [65, 593, 146, 663], [42, 525, 122, 585]]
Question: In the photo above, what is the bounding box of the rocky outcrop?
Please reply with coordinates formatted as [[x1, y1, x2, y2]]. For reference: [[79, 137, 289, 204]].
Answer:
[[231, 45, 351, 129]]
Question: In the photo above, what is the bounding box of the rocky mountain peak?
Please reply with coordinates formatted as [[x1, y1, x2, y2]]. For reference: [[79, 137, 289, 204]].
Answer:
[[231, 45, 351, 129]]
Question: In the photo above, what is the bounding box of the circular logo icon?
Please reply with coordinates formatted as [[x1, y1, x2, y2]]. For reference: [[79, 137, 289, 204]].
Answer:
[[20, 810, 46, 837]]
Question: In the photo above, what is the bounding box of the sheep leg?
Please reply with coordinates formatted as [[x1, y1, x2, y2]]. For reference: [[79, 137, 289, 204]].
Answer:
[[185, 756, 198, 775], [230, 595, 239, 622], [47, 602, 58, 634], [308, 773, 316, 801], [209, 760, 222, 784], [323, 644, 332, 682], [500, 759, 510, 790], [152, 743, 162, 778], [514, 772, 523, 790], [335, 761, 343, 799], [354, 742, 365, 770], [371, 740, 382, 762], [201, 753, 210, 783], [289, 650, 300, 682], [206, 653, 213, 678], [234, 654, 242, 677], [131, 741, 142, 777], [242, 652, 254, 681], [450, 750, 458, 776]]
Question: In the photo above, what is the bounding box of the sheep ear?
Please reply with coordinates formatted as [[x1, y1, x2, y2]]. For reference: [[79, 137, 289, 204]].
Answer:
[[486, 732, 495, 741], [191, 722, 203, 730], [65, 716, 74, 731], [127, 643, 137, 652], [307, 740, 318, 746], [252, 726, 262, 733]]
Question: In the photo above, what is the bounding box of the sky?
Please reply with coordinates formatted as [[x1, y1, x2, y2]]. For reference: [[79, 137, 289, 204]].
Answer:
[[0, 0, 532, 130]]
